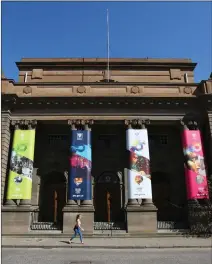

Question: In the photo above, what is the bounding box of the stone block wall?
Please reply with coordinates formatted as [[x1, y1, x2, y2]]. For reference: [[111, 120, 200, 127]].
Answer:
[[1, 111, 11, 204]]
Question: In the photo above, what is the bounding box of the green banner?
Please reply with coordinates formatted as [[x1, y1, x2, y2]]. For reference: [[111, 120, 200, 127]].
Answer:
[[6, 129, 36, 200]]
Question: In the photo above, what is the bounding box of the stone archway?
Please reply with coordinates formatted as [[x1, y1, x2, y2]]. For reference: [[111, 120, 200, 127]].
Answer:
[[94, 171, 123, 222], [39, 171, 66, 227]]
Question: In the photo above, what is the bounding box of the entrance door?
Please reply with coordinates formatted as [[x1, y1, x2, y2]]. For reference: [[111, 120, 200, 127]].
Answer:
[[95, 182, 122, 222], [39, 172, 66, 228]]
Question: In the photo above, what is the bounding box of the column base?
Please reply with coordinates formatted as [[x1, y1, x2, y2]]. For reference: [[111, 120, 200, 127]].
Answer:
[[141, 199, 155, 207], [80, 200, 93, 207], [63, 205, 95, 234], [66, 200, 78, 206], [127, 199, 140, 207], [4, 199, 17, 206], [19, 199, 31, 206], [126, 206, 157, 234]]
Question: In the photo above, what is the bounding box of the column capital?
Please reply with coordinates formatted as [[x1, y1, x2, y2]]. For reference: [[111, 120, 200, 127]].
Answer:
[[125, 119, 150, 129], [180, 119, 199, 130], [68, 119, 94, 130], [10, 120, 37, 130]]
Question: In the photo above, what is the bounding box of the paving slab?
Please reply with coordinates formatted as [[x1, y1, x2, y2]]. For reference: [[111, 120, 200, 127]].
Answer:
[[2, 236, 212, 249]]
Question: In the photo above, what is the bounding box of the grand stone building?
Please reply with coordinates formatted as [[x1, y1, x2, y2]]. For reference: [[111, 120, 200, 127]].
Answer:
[[1, 58, 212, 235]]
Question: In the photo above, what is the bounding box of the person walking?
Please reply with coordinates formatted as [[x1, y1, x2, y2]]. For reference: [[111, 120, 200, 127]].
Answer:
[[69, 214, 84, 244]]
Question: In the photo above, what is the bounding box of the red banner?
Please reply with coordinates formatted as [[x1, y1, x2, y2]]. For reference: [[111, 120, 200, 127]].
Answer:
[[182, 130, 209, 200]]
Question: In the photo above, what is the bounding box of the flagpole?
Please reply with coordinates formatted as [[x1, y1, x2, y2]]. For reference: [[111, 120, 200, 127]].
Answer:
[[107, 9, 110, 82]]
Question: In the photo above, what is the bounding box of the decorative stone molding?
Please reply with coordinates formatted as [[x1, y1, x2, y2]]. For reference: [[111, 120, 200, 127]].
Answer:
[[77, 86, 86, 94], [127, 86, 143, 94], [184, 87, 192, 94], [125, 119, 150, 129], [23, 86, 32, 94], [31, 69, 43, 79], [11, 120, 37, 130], [68, 119, 94, 130], [170, 69, 181, 80]]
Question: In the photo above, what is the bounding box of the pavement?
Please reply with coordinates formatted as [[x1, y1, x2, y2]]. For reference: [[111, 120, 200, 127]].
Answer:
[[2, 236, 212, 249], [2, 248, 212, 264]]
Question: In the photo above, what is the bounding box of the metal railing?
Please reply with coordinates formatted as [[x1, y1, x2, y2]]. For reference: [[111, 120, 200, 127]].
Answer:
[[30, 212, 61, 230]]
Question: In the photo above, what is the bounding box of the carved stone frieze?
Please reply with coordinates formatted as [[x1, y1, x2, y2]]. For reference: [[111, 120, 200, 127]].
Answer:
[[23, 86, 32, 94], [125, 119, 150, 129], [184, 87, 192, 94], [10, 119, 37, 130], [68, 119, 94, 130]]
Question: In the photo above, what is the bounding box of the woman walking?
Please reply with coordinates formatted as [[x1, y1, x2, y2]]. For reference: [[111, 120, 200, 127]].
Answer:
[[69, 214, 84, 244]]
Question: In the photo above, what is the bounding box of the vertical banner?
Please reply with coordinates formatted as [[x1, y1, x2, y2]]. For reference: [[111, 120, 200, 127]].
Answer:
[[182, 130, 209, 200], [126, 129, 152, 199], [6, 130, 36, 199], [69, 130, 92, 200]]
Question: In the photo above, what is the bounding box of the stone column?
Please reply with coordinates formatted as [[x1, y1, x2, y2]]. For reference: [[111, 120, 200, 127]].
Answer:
[[4, 120, 21, 206], [125, 119, 139, 207], [125, 119, 157, 234], [19, 120, 37, 206], [2, 111, 12, 206], [66, 120, 78, 207], [80, 120, 93, 207], [141, 120, 154, 207]]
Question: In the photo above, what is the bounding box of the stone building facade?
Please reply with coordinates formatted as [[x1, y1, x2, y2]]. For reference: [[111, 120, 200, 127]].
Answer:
[[1, 58, 212, 235]]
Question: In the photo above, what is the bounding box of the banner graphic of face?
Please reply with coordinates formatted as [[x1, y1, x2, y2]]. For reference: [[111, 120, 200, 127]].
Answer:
[[69, 130, 92, 200], [182, 130, 209, 200], [127, 129, 152, 199]]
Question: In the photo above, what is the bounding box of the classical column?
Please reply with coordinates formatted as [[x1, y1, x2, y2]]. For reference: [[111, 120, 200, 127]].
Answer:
[[125, 119, 154, 207], [67, 120, 78, 206], [125, 120, 139, 206], [140, 120, 154, 207], [80, 120, 93, 207], [68, 120, 93, 207], [5, 120, 37, 206], [180, 120, 209, 202], [4, 118, 15, 206]]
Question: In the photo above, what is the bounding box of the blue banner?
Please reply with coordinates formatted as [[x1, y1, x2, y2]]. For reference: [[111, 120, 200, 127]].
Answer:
[[69, 130, 92, 200]]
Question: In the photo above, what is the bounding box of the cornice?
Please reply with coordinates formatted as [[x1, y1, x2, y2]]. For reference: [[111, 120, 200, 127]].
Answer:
[[12, 81, 199, 87], [16, 61, 197, 71]]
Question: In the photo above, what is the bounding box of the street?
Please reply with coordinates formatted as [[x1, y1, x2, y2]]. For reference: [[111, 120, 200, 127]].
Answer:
[[2, 248, 212, 264]]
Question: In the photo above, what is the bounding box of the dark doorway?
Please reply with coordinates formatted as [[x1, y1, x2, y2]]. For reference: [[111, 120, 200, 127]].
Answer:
[[94, 171, 123, 222], [149, 125, 188, 229], [39, 171, 66, 229], [92, 123, 126, 228]]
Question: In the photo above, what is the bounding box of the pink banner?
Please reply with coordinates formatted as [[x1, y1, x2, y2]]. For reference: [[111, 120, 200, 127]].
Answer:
[[182, 130, 209, 200]]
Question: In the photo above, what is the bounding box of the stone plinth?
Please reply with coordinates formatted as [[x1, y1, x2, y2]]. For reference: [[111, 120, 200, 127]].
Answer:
[[1, 206, 31, 234], [63, 205, 95, 235], [126, 206, 157, 234]]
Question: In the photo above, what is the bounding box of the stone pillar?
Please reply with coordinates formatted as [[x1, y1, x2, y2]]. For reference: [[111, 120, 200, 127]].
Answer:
[[125, 119, 157, 234], [66, 120, 78, 207], [141, 120, 154, 207], [125, 120, 139, 207], [4, 120, 20, 206], [80, 120, 93, 207], [2, 111, 12, 206], [207, 111, 212, 183], [19, 120, 37, 206], [63, 119, 94, 235]]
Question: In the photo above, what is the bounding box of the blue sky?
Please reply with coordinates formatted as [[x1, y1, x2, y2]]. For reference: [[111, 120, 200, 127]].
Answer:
[[2, 1, 212, 82]]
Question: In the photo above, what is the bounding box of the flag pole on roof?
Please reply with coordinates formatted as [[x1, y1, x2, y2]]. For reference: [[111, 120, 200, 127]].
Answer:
[[107, 9, 110, 82]]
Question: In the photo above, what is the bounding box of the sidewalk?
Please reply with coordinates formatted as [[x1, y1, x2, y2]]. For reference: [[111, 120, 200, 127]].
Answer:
[[2, 236, 212, 249]]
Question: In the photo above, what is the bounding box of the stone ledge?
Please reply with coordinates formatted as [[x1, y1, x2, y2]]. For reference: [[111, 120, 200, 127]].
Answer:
[[63, 206, 95, 212], [126, 206, 157, 212]]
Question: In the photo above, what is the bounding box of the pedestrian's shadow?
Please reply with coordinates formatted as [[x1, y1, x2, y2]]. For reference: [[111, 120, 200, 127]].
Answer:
[[60, 241, 70, 244], [60, 241, 81, 244]]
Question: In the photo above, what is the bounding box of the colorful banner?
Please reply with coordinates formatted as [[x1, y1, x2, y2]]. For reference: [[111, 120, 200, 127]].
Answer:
[[126, 129, 152, 199], [69, 130, 92, 200], [6, 129, 36, 200], [182, 130, 209, 200]]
